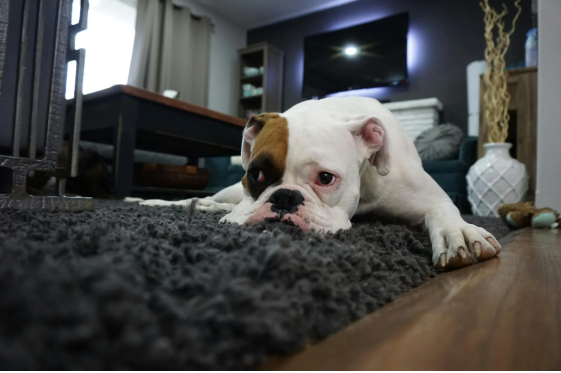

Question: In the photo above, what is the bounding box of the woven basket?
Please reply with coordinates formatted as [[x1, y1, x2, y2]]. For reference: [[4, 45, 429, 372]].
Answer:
[[134, 163, 211, 190]]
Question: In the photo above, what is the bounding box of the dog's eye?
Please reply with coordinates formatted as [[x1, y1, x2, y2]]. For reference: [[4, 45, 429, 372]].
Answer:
[[317, 172, 335, 186], [248, 168, 266, 183]]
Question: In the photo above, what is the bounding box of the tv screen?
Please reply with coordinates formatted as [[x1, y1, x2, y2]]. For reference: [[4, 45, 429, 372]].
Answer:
[[303, 13, 409, 98]]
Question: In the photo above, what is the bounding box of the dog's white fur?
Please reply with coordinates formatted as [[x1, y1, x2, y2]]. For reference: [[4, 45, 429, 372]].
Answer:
[[136, 97, 500, 269]]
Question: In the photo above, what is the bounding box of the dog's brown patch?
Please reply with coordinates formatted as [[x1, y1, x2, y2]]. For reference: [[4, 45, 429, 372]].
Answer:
[[251, 114, 288, 170], [243, 113, 289, 199]]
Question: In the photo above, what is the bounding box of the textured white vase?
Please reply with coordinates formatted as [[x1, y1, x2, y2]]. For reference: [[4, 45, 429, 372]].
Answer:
[[467, 143, 528, 217]]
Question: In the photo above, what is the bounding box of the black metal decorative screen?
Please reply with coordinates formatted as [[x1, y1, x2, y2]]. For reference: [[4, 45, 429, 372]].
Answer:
[[0, 0, 93, 210]]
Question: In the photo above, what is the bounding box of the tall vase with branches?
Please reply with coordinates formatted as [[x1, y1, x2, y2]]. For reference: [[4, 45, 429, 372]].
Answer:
[[467, 0, 528, 217]]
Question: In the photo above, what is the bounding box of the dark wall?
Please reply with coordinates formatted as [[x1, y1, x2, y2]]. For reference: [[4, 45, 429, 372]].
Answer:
[[247, 0, 533, 133]]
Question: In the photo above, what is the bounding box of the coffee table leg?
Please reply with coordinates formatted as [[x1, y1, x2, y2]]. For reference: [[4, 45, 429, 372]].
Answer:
[[113, 96, 139, 198]]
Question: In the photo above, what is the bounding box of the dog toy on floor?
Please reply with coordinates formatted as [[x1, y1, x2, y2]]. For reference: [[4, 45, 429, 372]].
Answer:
[[498, 202, 560, 229]]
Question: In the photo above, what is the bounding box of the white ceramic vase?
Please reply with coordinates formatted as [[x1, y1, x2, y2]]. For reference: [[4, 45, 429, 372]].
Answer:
[[467, 143, 528, 217]]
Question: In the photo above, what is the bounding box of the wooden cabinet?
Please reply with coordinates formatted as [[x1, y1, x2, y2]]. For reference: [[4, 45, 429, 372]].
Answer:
[[478, 66, 537, 201], [237, 42, 283, 119]]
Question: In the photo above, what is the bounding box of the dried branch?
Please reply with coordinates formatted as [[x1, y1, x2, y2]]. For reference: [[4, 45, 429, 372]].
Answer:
[[480, 0, 522, 143]]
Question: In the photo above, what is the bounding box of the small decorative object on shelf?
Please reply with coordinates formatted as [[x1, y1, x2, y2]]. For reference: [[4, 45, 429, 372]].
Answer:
[[162, 89, 180, 99], [467, 0, 528, 217], [243, 66, 261, 77], [242, 84, 263, 97]]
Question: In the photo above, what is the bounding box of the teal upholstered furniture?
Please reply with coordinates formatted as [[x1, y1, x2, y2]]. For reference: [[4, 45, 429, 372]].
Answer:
[[422, 136, 478, 214], [204, 157, 245, 193], [206, 136, 478, 214]]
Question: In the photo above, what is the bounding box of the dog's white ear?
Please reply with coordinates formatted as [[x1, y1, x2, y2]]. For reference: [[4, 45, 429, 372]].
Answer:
[[241, 113, 280, 170], [346, 116, 391, 176]]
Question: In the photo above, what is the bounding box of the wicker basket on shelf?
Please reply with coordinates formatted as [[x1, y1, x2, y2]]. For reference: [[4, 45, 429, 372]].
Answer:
[[134, 163, 211, 190]]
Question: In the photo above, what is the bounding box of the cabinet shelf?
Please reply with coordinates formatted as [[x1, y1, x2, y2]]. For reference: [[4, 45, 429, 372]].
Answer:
[[240, 74, 263, 85], [237, 42, 283, 119], [240, 94, 262, 101]]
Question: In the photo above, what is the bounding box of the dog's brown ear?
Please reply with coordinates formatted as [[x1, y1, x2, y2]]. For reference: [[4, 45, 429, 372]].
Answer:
[[345, 116, 391, 176], [241, 113, 280, 170]]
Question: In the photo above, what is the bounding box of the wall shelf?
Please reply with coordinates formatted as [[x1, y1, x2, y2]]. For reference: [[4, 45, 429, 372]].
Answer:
[[237, 42, 283, 119], [240, 94, 263, 101], [240, 74, 263, 83]]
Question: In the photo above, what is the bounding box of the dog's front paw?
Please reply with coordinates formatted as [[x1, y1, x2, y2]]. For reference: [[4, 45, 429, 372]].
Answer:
[[218, 211, 246, 225], [431, 225, 501, 270], [138, 197, 234, 212], [123, 197, 144, 203], [195, 198, 236, 212], [139, 199, 188, 206]]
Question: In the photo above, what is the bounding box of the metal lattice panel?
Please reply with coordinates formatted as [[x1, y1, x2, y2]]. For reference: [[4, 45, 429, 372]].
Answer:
[[0, 0, 93, 211]]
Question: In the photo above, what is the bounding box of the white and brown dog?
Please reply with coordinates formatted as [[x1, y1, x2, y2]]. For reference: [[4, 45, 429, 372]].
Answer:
[[137, 97, 501, 269]]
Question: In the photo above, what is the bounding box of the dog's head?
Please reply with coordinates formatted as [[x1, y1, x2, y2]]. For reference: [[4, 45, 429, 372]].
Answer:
[[221, 110, 391, 233]]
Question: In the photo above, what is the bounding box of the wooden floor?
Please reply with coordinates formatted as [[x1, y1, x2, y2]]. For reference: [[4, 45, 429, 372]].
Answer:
[[265, 228, 561, 370]]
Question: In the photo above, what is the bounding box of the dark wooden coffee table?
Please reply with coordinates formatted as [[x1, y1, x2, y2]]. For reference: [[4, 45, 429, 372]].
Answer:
[[65, 85, 246, 198]]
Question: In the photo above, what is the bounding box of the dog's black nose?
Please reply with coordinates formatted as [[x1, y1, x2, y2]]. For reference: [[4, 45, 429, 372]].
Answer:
[[268, 189, 305, 215]]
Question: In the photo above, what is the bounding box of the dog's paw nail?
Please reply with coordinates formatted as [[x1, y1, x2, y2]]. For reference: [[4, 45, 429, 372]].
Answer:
[[474, 242, 482, 257], [487, 237, 501, 250], [458, 247, 467, 259], [440, 253, 446, 267]]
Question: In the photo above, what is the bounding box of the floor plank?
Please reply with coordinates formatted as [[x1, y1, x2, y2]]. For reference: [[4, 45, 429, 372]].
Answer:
[[265, 228, 561, 370]]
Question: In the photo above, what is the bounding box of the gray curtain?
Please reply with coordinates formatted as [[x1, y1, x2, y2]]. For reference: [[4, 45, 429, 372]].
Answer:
[[128, 0, 211, 107]]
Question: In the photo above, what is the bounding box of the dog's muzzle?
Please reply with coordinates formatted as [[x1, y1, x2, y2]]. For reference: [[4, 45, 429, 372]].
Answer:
[[267, 189, 305, 218]]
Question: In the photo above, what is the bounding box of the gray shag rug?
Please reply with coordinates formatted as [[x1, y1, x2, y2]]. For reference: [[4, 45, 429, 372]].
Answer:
[[0, 200, 511, 370]]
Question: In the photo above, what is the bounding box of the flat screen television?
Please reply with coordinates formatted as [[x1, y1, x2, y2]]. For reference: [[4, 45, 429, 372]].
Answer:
[[303, 13, 409, 98]]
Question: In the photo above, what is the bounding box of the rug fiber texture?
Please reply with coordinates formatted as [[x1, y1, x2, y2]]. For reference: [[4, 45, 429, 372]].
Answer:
[[0, 201, 510, 369]]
